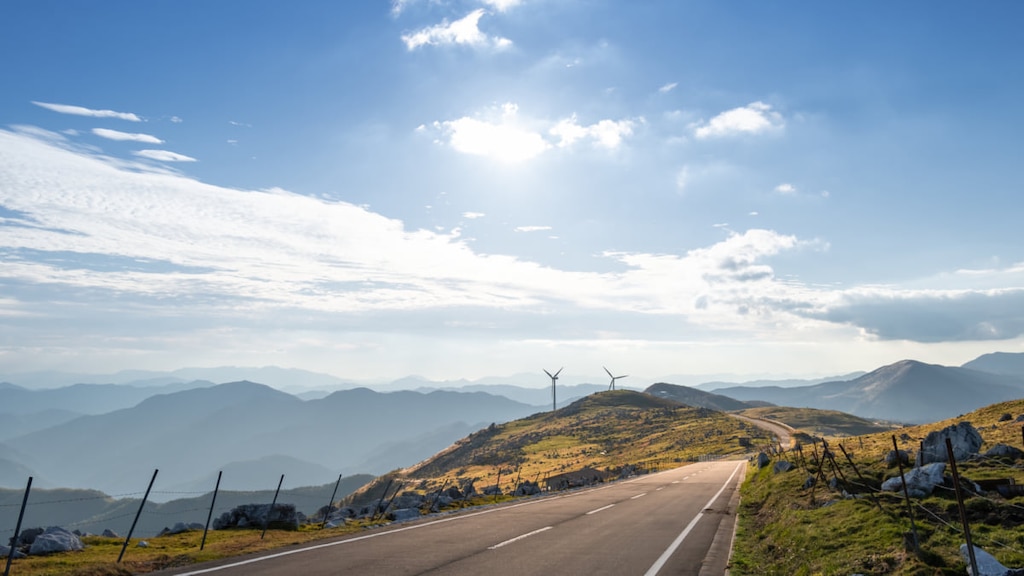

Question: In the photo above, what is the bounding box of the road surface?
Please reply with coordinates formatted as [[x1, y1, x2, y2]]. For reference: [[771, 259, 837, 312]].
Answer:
[[730, 414, 793, 449], [158, 459, 746, 576]]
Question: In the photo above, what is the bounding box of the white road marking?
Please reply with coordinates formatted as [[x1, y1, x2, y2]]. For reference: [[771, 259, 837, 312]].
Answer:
[[488, 526, 552, 549], [631, 493, 647, 500], [586, 504, 616, 515], [643, 462, 744, 576]]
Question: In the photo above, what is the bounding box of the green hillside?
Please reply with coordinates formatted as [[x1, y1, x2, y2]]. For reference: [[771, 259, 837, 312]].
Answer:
[[348, 389, 770, 504]]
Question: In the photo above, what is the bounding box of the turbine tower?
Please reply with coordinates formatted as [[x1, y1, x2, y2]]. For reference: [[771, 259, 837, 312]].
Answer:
[[603, 366, 628, 391], [544, 367, 562, 411]]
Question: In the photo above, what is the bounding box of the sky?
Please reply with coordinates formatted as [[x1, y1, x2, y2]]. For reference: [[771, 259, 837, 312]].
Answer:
[[1, 1, 1023, 384]]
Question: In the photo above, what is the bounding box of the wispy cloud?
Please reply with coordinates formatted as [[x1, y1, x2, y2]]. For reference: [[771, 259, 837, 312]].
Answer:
[[462, 212, 486, 219], [402, 9, 512, 50], [32, 101, 142, 122], [92, 128, 163, 144], [693, 101, 783, 139], [132, 149, 197, 162], [774, 183, 796, 194], [391, 0, 413, 16], [658, 82, 678, 94], [5, 127, 1023, 353]]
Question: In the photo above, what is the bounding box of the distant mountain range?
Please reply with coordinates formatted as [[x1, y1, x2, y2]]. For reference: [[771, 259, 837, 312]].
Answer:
[[709, 358, 1024, 423], [0, 382, 541, 496]]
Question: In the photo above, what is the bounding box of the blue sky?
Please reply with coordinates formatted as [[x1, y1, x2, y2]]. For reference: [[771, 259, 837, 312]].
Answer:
[[1, 0, 1023, 383]]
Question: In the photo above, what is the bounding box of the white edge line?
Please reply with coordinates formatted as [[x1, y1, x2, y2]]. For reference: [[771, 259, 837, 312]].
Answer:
[[643, 461, 744, 576], [173, 496, 555, 575], [586, 504, 616, 515], [487, 526, 552, 550]]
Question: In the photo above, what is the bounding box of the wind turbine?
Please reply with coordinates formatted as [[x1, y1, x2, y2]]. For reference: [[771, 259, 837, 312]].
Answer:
[[544, 368, 562, 411], [603, 366, 628, 391]]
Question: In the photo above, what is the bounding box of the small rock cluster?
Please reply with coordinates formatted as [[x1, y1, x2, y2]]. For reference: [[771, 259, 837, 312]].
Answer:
[[319, 480, 546, 527], [213, 503, 301, 531], [1, 526, 84, 558]]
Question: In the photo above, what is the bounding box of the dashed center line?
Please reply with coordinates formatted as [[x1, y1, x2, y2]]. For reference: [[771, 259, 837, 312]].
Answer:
[[488, 526, 552, 550], [631, 493, 647, 500], [586, 504, 616, 515]]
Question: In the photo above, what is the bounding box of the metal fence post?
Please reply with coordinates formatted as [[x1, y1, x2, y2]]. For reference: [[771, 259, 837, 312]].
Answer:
[[945, 438, 978, 576], [200, 471, 222, 551], [321, 474, 343, 529], [118, 469, 158, 563], [891, 436, 919, 555], [3, 477, 32, 576], [261, 475, 285, 540]]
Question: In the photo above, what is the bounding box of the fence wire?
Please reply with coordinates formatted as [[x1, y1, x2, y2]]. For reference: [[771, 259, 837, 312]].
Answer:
[[765, 432, 1024, 564]]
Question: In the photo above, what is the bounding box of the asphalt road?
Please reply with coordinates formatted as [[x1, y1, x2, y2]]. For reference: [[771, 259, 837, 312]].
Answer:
[[159, 459, 746, 576], [730, 414, 793, 449]]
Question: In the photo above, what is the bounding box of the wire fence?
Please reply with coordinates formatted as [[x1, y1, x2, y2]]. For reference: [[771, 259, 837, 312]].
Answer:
[[752, 424, 1024, 571], [1, 469, 363, 573]]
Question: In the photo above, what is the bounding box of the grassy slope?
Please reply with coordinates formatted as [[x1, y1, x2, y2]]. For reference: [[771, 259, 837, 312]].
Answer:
[[731, 398, 1024, 575]]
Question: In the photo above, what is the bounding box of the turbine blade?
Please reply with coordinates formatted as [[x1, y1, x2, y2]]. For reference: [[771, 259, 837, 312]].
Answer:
[[554, 367, 563, 377], [603, 366, 613, 378], [543, 369, 553, 378]]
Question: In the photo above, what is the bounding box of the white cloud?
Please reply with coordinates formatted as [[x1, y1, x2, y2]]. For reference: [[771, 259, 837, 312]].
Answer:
[[435, 116, 549, 163], [693, 101, 784, 139], [170, 116, 183, 123], [1, 127, 814, 327], [658, 82, 678, 94], [550, 115, 636, 149], [463, 212, 486, 219], [92, 128, 164, 144], [132, 149, 197, 162], [402, 9, 511, 50], [481, 0, 523, 12], [431, 105, 637, 162], [515, 226, 551, 232], [32, 101, 142, 122], [774, 183, 797, 194]]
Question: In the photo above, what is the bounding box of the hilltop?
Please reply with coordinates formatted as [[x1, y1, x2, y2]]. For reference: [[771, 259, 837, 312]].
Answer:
[[644, 381, 768, 411], [345, 390, 771, 506]]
